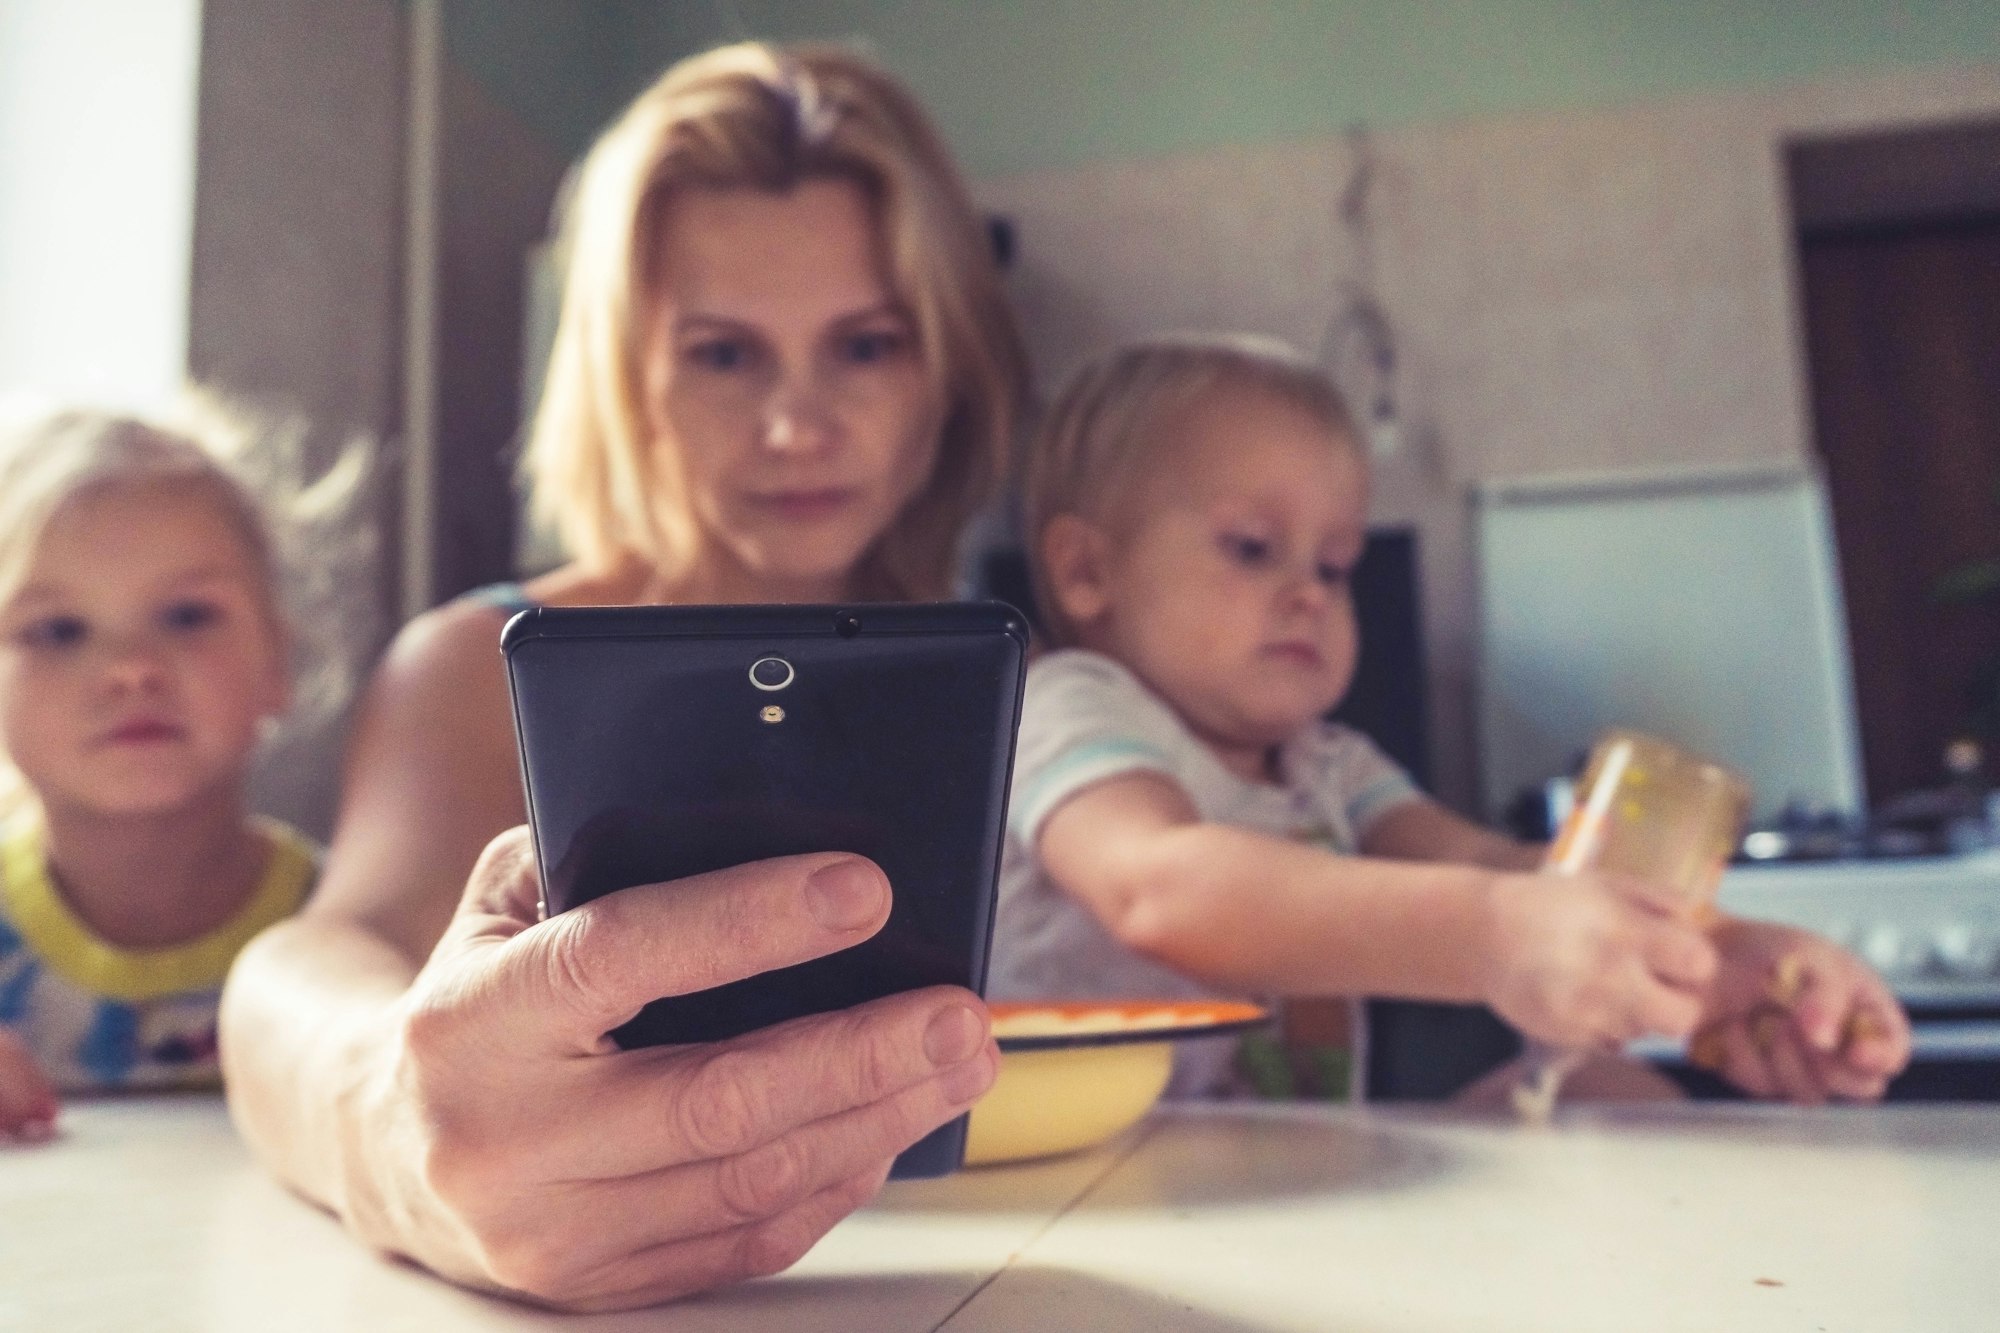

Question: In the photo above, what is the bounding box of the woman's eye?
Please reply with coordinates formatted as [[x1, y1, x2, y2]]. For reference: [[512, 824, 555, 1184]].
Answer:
[[837, 328, 908, 365], [1316, 561, 1353, 588], [685, 338, 757, 372], [1220, 534, 1274, 566], [17, 615, 87, 650], [161, 600, 223, 633]]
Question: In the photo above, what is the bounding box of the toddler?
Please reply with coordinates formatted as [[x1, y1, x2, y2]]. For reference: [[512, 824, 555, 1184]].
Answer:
[[0, 402, 352, 1138], [990, 336, 1909, 1102]]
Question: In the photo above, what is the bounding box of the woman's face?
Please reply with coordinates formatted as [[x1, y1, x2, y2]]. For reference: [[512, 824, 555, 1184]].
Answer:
[[646, 178, 944, 601]]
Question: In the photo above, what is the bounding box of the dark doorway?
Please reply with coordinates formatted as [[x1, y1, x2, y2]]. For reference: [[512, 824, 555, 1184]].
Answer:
[[1790, 121, 2000, 803]]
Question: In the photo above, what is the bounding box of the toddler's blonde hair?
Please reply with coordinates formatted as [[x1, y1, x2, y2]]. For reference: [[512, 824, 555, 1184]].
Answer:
[[1022, 334, 1359, 646], [521, 41, 1027, 600]]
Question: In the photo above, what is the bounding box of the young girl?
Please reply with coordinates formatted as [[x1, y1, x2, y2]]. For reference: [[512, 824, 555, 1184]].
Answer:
[[992, 335, 1911, 1104], [0, 404, 345, 1138]]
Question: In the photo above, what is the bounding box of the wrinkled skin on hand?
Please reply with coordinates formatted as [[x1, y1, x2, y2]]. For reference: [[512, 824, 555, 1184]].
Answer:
[[337, 829, 999, 1311]]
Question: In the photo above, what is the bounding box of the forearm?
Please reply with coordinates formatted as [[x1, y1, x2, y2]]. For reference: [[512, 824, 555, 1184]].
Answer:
[[1099, 824, 1501, 1001], [1361, 798, 1544, 872], [219, 915, 415, 1221]]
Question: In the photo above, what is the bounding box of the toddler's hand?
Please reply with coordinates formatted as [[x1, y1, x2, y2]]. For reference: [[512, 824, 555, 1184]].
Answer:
[[1687, 921, 1910, 1104], [1481, 870, 1718, 1049], [0, 1029, 58, 1142]]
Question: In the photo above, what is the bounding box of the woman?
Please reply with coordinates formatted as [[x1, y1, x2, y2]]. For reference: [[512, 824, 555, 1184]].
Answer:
[[220, 43, 1026, 1312]]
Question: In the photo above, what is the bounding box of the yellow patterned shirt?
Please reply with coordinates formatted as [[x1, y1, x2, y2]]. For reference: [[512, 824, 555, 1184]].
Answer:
[[0, 813, 316, 1092]]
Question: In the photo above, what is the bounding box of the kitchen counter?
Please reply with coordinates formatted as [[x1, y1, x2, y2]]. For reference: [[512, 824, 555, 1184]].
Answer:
[[5, 1096, 1995, 1331]]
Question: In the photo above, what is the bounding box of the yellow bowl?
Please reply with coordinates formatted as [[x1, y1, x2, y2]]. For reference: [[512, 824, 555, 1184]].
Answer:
[[963, 1001, 1268, 1167]]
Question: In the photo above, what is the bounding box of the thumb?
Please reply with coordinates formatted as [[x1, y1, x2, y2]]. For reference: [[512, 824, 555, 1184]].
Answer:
[[472, 847, 894, 1052]]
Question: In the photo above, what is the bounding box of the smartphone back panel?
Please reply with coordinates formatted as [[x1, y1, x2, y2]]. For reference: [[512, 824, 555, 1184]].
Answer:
[[502, 603, 1027, 1176]]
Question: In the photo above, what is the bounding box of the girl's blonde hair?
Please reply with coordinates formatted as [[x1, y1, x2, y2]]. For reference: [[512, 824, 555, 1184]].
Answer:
[[1022, 334, 1359, 647], [0, 393, 374, 726], [522, 41, 1027, 600]]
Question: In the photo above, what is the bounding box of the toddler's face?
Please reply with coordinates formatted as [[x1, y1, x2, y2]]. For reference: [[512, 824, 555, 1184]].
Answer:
[[0, 483, 287, 819], [1079, 389, 1368, 757]]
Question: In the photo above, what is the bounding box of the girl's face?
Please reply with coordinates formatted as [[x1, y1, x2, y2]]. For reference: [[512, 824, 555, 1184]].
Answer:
[[645, 178, 945, 601], [0, 483, 287, 820], [1054, 389, 1369, 770]]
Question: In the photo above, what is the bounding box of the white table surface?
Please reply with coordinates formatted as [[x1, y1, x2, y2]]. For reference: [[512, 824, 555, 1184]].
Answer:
[[5, 1095, 1996, 1332]]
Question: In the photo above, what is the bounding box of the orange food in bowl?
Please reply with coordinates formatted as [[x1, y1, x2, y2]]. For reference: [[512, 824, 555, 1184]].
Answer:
[[963, 1001, 1267, 1167]]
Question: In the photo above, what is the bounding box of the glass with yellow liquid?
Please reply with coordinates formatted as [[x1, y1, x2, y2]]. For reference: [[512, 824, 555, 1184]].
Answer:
[[1513, 730, 1751, 1118], [1545, 730, 1752, 926]]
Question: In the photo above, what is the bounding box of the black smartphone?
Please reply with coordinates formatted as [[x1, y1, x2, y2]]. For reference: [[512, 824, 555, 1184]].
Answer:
[[501, 602, 1028, 1177]]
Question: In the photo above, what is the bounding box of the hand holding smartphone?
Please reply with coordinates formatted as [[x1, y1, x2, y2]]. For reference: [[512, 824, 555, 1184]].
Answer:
[[502, 603, 1027, 1177]]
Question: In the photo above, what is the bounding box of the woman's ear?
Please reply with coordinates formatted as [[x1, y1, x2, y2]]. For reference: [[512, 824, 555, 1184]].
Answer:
[[1039, 513, 1115, 631]]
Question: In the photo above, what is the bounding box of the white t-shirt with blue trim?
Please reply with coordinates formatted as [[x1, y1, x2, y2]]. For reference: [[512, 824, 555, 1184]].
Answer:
[[989, 649, 1422, 1095]]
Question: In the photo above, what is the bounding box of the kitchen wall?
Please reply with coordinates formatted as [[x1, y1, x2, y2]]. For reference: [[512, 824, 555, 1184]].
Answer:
[[978, 66, 2000, 811], [459, 1, 2000, 174]]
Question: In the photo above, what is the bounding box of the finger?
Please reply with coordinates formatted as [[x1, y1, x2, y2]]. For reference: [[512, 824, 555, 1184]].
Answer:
[[528, 1038, 996, 1278], [543, 988, 996, 1179], [1640, 922, 1718, 992], [500, 852, 894, 1046], [1838, 1002, 1912, 1079], [1624, 974, 1705, 1042], [520, 1167, 891, 1313], [0, 1032, 59, 1139], [1813, 1045, 1893, 1101], [1781, 959, 1851, 1054], [1715, 1016, 1780, 1099], [1687, 1024, 1727, 1073], [448, 825, 543, 938], [1759, 1016, 1826, 1105]]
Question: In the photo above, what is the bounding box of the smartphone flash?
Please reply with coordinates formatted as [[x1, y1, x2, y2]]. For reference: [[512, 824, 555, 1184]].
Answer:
[[760, 704, 785, 724]]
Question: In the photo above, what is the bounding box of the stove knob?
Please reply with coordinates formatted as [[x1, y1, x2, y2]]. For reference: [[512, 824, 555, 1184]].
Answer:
[[1857, 925, 1909, 977], [1934, 926, 2000, 978]]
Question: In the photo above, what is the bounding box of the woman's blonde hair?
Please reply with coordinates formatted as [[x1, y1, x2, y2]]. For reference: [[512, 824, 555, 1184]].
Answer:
[[1023, 334, 1358, 647], [521, 41, 1026, 600]]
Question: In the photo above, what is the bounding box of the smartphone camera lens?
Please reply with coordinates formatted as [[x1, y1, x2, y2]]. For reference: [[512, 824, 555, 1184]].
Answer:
[[834, 612, 862, 638], [748, 656, 795, 691]]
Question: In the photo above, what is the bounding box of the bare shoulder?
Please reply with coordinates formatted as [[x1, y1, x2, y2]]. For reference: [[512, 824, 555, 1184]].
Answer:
[[353, 596, 519, 804], [374, 596, 514, 698], [310, 597, 522, 951]]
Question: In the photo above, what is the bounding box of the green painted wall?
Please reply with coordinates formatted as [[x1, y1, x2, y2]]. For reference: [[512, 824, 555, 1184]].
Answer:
[[451, 1, 2000, 174]]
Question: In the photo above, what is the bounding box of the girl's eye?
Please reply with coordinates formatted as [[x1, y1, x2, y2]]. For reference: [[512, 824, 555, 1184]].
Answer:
[[17, 615, 87, 650], [161, 600, 223, 633], [1220, 534, 1274, 566], [685, 338, 758, 372], [1316, 561, 1354, 589], [837, 328, 908, 365]]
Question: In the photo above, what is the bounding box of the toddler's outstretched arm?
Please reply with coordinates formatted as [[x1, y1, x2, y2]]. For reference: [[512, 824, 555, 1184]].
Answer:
[[1358, 797, 1544, 873], [1038, 775, 1715, 1050]]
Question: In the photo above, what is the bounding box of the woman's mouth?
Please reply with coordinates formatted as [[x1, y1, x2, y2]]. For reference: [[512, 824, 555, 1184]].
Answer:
[[743, 487, 861, 522]]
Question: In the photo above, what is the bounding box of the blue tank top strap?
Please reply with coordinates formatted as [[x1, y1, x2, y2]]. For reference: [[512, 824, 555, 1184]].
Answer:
[[459, 582, 538, 616]]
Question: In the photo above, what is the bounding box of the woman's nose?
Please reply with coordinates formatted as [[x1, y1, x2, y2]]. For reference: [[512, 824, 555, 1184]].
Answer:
[[760, 373, 838, 455]]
